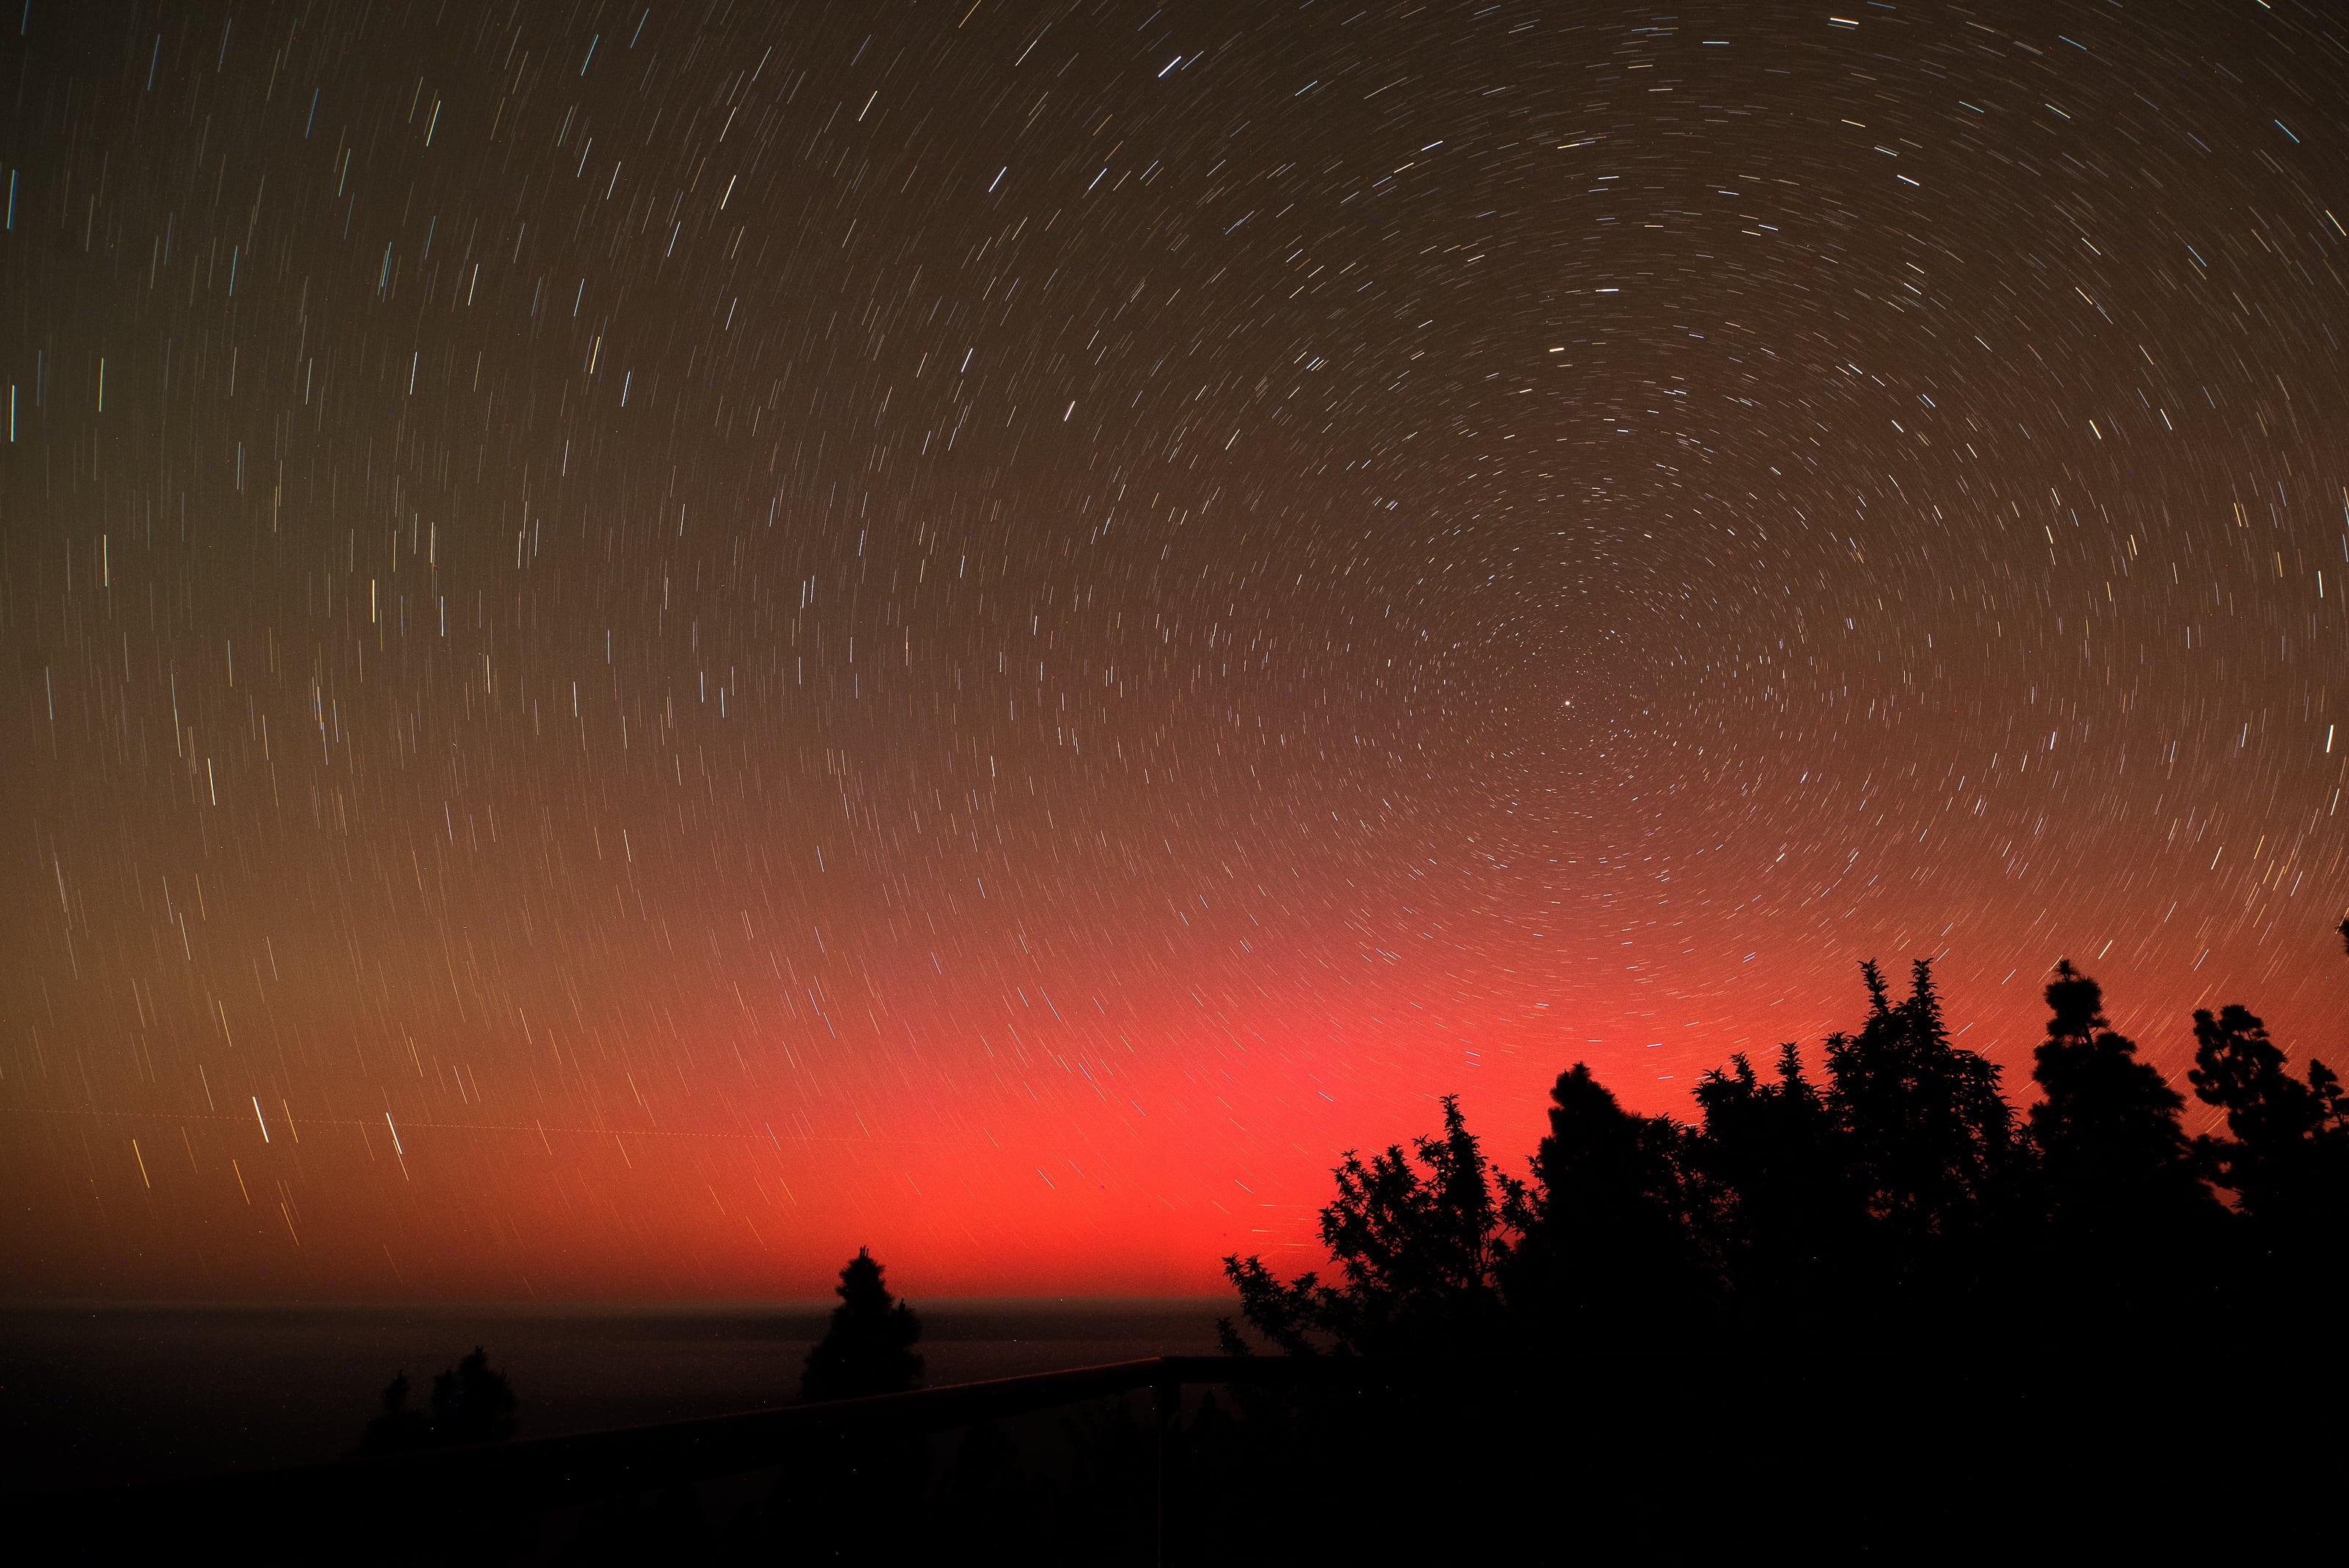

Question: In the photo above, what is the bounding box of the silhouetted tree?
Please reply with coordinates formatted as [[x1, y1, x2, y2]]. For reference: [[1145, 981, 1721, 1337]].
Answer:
[[802, 1247, 926, 1402], [1822, 960, 2028, 1310], [357, 1349, 515, 1453], [1500, 1064, 1718, 1343], [357, 1370, 435, 1454], [2189, 1002, 2349, 1299], [1691, 1042, 1858, 1332], [431, 1346, 519, 1445], [767, 1251, 930, 1564], [1221, 1095, 1515, 1357], [2027, 961, 2222, 1322]]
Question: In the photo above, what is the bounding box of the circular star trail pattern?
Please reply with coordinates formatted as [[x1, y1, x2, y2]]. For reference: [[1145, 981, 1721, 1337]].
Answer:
[[5, 0, 2348, 1298]]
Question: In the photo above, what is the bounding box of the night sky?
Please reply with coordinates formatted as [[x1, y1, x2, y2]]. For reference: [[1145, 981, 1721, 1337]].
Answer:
[[6, 0, 2347, 1301]]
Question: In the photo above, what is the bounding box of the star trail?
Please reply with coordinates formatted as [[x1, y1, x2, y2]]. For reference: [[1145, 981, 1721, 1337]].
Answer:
[[5, 0, 2347, 1299]]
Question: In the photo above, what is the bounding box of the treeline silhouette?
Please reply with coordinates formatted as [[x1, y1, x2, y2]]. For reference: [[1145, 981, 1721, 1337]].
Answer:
[[324, 936, 2345, 1563], [1221, 943, 2348, 1357], [1194, 935, 2348, 1562]]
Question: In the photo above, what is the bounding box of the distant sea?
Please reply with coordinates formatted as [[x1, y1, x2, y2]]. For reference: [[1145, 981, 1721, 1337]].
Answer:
[[0, 1299, 1225, 1495]]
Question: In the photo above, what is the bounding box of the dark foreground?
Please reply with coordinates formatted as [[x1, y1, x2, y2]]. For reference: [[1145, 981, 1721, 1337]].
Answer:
[[21, 1349, 2342, 1564]]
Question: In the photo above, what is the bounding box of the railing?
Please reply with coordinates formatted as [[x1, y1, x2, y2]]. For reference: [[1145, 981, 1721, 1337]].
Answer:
[[42, 1351, 2312, 1564], [44, 1354, 1387, 1563]]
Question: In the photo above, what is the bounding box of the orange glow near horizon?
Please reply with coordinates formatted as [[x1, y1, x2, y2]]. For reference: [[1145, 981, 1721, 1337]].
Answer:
[[7, 1, 2349, 1304], [9, 909, 2342, 1301]]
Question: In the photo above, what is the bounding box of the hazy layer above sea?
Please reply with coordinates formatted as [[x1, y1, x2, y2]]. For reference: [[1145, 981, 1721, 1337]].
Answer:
[[0, 1299, 1224, 1494]]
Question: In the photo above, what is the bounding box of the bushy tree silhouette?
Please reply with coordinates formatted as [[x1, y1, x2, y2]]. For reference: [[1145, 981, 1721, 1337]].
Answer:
[[1221, 1095, 1514, 1357], [1828, 961, 2024, 1237], [1691, 1042, 1856, 1332], [2029, 960, 2221, 1320], [2190, 1004, 2349, 1213], [2189, 1001, 2349, 1303], [803, 1247, 926, 1401], [1500, 1064, 1718, 1343]]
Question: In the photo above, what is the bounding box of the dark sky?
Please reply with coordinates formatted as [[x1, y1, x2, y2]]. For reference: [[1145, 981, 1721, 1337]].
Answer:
[[5, 0, 2346, 1299]]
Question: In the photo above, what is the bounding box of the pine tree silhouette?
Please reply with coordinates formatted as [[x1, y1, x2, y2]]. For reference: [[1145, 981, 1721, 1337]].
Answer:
[[355, 1347, 515, 1455], [771, 1252, 929, 1562], [802, 1248, 925, 1402], [1823, 959, 2025, 1314], [357, 1370, 434, 1454], [1691, 1042, 1856, 1333]]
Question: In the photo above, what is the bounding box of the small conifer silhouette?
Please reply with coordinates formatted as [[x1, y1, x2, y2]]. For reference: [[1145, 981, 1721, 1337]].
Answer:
[[802, 1247, 925, 1401]]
